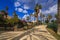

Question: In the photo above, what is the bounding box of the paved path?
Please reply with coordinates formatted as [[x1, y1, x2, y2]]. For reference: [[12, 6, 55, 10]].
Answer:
[[0, 31, 24, 40], [12, 25, 57, 40], [0, 25, 57, 40]]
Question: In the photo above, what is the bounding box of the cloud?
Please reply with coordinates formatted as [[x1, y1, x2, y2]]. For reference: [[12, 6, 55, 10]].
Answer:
[[15, 8, 28, 13], [16, 0, 57, 9], [17, 8, 23, 12], [49, 4, 57, 13], [23, 10, 28, 13], [42, 4, 57, 14], [14, 1, 21, 7], [16, 0, 35, 9], [22, 14, 29, 21], [24, 5, 29, 9], [17, 0, 34, 3]]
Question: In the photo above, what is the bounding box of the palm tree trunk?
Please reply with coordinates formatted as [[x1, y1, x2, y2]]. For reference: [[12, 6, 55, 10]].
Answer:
[[57, 3, 60, 35], [14, 24, 18, 31], [36, 15, 38, 25]]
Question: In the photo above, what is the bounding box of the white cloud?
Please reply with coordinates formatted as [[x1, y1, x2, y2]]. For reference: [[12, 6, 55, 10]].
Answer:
[[49, 4, 57, 13], [15, 8, 28, 13], [14, 1, 21, 7], [23, 10, 28, 13], [42, 4, 57, 14], [24, 5, 29, 9], [17, 0, 33, 3], [22, 14, 29, 21], [18, 8, 23, 12]]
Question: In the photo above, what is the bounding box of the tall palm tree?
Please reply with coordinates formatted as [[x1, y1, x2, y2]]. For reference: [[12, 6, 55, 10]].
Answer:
[[13, 11, 19, 24], [57, 3, 60, 34], [34, 4, 42, 24], [5, 6, 8, 18], [13, 11, 19, 31]]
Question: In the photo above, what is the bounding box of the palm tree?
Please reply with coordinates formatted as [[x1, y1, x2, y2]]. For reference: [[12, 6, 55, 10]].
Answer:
[[57, 3, 60, 34], [56, 13, 60, 34], [26, 16, 30, 22], [13, 11, 19, 31], [40, 13, 45, 24], [47, 14, 52, 23], [34, 4, 42, 24], [5, 6, 8, 18], [0, 10, 4, 18], [30, 13, 34, 22], [55, 13, 58, 20]]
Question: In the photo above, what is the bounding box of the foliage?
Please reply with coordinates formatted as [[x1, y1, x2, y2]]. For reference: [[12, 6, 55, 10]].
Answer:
[[26, 16, 30, 21], [8, 18, 14, 25], [40, 13, 45, 18], [4, 19, 9, 24], [47, 14, 52, 21], [45, 19, 49, 24], [0, 14, 5, 24], [0, 14, 3, 20], [35, 4, 42, 10], [55, 13, 58, 19], [38, 20, 42, 25], [47, 28, 60, 40], [18, 20, 25, 28], [47, 22, 58, 33]]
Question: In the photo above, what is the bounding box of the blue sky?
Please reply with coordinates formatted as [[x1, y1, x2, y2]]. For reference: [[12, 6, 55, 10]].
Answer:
[[0, 0, 58, 20]]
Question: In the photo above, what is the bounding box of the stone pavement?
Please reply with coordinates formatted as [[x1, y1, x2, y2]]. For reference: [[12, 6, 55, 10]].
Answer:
[[0, 25, 57, 40]]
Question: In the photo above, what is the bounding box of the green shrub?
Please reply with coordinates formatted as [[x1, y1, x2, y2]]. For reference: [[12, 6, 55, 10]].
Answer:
[[47, 22, 58, 33], [45, 19, 49, 24]]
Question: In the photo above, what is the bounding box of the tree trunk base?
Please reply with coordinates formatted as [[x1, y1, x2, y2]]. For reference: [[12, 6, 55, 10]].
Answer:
[[57, 24, 60, 35]]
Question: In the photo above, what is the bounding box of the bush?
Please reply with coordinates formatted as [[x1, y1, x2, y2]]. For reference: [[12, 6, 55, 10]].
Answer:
[[45, 19, 49, 24], [47, 22, 58, 33], [23, 26, 28, 30]]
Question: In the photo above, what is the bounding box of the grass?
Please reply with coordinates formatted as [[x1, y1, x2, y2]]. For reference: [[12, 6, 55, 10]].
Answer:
[[47, 28, 60, 40]]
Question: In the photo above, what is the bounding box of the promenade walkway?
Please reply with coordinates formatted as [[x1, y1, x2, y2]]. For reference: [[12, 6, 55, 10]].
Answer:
[[0, 25, 57, 40]]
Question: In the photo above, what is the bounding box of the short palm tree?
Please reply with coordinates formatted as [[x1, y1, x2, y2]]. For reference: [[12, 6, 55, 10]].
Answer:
[[26, 16, 30, 22], [40, 13, 45, 23], [55, 13, 58, 19], [47, 14, 52, 23]]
